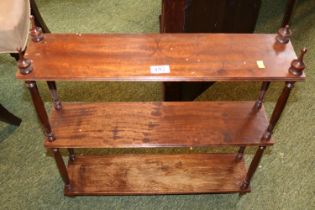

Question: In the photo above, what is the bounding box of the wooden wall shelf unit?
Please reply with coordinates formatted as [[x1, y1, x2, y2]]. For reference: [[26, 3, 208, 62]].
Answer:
[[17, 24, 306, 196]]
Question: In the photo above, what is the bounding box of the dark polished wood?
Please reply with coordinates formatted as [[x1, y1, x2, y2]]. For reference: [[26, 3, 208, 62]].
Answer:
[[25, 81, 55, 141], [282, 0, 297, 27], [255, 81, 271, 109], [164, 81, 215, 101], [17, 34, 303, 82], [163, 82, 183, 101], [30, 0, 50, 33], [52, 148, 71, 189], [44, 102, 273, 149], [47, 81, 62, 111], [236, 146, 246, 160], [241, 146, 266, 191], [179, 82, 215, 101], [263, 82, 295, 140], [161, 0, 262, 101], [67, 148, 75, 162], [0, 104, 22, 126], [185, 0, 261, 33], [160, 0, 262, 34], [65, 153, 249, 196], [160, 0, 185, 33]]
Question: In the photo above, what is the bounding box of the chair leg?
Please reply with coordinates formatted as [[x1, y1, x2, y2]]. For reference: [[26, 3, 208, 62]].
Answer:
[[10, 53, 19, 61], [0, 104, 22, 126], [30, 0, 50, 33]]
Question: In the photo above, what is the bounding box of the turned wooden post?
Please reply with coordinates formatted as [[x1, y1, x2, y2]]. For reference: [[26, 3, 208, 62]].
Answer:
[[30, 15, 44, 42], [25, 81, 55, 141], [236, 146, 246, 160], [282, 0, 297, 27], [52, 149, 71, 189], [263, 81, 295, 141], [241, 146, 266, 191], [67, 148, 75, 162], [237, 81, 270, 160], [276, 25, 292, 44], [46, 82, 75, 160], [263, 48, 307, 141], [17, 50, 32, 75], [255, 81, 271, 109], [47, 81, 62, 111]]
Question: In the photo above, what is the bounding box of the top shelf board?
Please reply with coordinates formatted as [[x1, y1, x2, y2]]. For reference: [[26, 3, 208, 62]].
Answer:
[[17, 33, 304, 82]]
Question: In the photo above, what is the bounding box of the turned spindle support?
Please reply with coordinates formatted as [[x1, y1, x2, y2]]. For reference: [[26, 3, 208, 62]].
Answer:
[[47, 81, 62, 111], [67, 148, 76, 162], [282, 0, 297, 27], [263, 48, 307, 141], [17, 50, 32, 75], [263, 82, 295, 141], [30, 15, 44, 42], [26, 81, 55, 141], [46, 82, 74, 159], [52, 149, 71, 190], [240, 146, 266, 191], [276, 25, 292, 44], [289, 48, 307, 76], [255, 81, 271, 109], [236, 146, 246, 160]]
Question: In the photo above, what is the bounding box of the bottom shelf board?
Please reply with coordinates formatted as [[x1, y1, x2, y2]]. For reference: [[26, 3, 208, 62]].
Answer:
[[65, 153, 249, 196]]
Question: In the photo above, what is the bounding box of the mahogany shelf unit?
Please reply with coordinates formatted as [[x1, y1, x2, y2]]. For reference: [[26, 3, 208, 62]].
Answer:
[[17, 25, 306, 196]]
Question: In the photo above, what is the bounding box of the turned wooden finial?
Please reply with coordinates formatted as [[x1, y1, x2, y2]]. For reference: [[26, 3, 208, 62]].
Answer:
[[289, 48, 307, 76], [30, 15, 44, 42], [276, 25, 292, 44], [17, 49, 32, 75]]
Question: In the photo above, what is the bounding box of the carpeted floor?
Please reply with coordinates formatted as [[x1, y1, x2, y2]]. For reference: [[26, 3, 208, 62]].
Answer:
[[0, 0, 314, 209]]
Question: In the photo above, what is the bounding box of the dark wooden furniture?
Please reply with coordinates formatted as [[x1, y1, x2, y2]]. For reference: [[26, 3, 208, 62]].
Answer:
[[17, 23, 306, 196], [0, 104, 21, 126], [161, 0, 298, 101], [161, 0, 262, 34], [161, 0, 262, 101]]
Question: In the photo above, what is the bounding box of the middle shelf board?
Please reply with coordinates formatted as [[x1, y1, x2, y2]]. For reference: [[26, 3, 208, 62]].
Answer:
[[45, 101, 273, 148]]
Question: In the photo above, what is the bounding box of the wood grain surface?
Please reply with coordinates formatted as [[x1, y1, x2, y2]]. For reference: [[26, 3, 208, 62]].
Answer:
[[65, 153, 249, 195], [44, 101, 273, 148], [17, 33, 304, 82]]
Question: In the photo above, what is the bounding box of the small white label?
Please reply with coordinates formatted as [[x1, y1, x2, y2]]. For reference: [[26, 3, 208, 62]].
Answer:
[[150, 65, 170, 74], [257, 60, 265, 69]]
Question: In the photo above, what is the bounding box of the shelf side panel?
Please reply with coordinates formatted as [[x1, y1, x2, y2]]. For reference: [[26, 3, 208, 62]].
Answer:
[[45, 101, 274, 148]]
